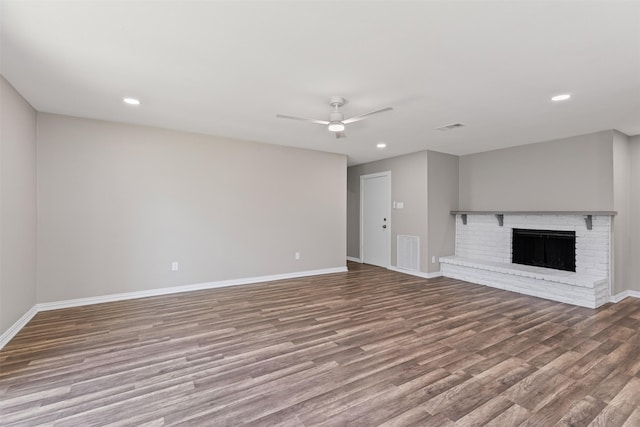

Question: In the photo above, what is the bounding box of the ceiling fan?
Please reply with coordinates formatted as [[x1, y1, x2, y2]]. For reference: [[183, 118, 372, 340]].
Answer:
[[276, 96, 393, 139]]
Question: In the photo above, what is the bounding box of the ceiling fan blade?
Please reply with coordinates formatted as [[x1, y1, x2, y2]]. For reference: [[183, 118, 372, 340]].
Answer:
[[276, 114, 329, 125], [343, 107, 393, 124], [335, 131, 347, 139]]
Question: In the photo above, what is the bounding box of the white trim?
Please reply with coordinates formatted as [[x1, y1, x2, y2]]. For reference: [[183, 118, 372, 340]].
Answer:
[[2, 268, 638, 351], [0, 267, 347, 350], [346, 256, 362, 263], [36, 267, 347, 312], [609, 217, 614, 300], [0, 305, 38, 350], [388, 265, 442, 279], [610, 290, 640, 303], [360, 171, 392, 268]]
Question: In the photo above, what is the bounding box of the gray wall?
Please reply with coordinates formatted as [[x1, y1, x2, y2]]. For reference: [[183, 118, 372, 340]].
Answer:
[[458, 130, 640, 294], [347, 152, 429, 269], [630, 135, 640, 292], [37, 113, 346, 303], [613, 131, 630, 294], [0, 76, 38, 335], [427, 151, 459, 273], [459, 131, 615, 211], [347, 150, 459, 274]]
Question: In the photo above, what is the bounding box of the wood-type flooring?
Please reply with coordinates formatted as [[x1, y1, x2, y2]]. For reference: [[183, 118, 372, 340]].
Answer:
[[2, 262, 640, 426]]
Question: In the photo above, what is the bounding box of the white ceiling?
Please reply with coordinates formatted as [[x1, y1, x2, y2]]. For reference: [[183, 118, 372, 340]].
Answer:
[[2, 1, 639, 166]]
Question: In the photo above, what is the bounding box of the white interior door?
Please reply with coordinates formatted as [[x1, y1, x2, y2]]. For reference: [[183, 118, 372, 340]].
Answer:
[[361, 172, 391, 267]]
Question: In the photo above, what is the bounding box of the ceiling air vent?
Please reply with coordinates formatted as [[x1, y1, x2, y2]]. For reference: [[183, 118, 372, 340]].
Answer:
[[436, 123, 464, 132]]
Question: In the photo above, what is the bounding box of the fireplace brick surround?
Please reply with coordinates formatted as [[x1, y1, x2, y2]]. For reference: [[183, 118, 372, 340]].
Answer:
[[440, 212, 614, 308]]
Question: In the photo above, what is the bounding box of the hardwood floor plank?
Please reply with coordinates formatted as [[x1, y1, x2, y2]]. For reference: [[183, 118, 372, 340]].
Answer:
[[375, 406, 433, 427], [553, 395, 607, 427], [422, 357, 534, 420], [454, 395, 514, 426], [621, 407, 640, 427], [485, 403, 531, 426], [587, 371, 636, 404], [519, 381, 590, 426], [2, 262, 640, 426]]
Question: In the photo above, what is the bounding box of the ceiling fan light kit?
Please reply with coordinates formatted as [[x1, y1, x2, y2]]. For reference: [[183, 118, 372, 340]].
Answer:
[[328, 121, 345, 132], [277, 96, 393, 139]]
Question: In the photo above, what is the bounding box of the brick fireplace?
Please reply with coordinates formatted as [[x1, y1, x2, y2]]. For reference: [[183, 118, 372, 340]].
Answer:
[[440, 212, 615, 308]]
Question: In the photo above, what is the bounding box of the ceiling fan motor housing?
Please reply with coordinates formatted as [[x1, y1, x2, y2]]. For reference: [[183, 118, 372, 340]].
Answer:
[[329, 111, 344, 122]]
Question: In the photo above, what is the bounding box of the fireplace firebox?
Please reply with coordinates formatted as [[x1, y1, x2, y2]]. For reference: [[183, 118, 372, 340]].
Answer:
[[512, 228, 576, 272]]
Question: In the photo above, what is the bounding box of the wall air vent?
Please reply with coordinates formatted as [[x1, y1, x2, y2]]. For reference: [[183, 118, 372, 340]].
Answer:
[[397, 235, 420, 272], [436, 123, 464, 131]]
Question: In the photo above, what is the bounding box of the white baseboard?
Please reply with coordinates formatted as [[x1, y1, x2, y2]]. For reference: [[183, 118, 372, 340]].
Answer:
[[5, 267, 637, 351], [0, 305, 38, 350], [0, 266, 347, 350], [346, 256, 362, 263], [37, 266, 347, 312], [387, 265, 442, 279], [610, 290, 640, 303]]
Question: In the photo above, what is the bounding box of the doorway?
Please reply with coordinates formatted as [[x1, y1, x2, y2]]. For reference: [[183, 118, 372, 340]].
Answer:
[[360, 172, 391, 267]]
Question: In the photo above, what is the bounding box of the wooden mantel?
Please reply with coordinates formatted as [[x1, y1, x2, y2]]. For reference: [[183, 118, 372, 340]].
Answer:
[[450, 211, 617, 230]]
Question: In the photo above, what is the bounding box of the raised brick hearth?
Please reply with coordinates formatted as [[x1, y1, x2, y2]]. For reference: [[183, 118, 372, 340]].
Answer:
[[440, 213, 612, 308]]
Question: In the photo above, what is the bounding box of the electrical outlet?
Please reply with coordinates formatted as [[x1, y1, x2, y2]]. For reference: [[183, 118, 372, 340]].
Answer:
[[171, 261, 179, 271], [432, 256, 436, 263], [295, 252, 300, 260]]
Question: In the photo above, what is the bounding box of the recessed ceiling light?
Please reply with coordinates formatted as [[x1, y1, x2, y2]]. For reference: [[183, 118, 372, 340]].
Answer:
[[123, 97, 141, 105], [551, 94, 571, 102], [376, 143, 387, 149]]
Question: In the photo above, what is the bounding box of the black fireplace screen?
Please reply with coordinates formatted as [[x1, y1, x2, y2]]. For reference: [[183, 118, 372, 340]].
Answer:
[[512, 229, 576, 272]]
